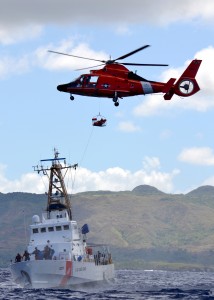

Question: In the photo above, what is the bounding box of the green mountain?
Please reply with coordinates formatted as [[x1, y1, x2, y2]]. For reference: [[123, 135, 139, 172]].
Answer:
[[132, 184, 165, 196], [1, 185, 214, 270], [186, 185, 214, 198]]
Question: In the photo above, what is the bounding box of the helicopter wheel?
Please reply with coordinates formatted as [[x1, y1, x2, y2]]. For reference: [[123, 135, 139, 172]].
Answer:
[[70, 95, 74, 101], [113, 96, 119, 106]]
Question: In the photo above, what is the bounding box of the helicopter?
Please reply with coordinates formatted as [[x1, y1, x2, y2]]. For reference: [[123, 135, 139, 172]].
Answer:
[[49, 45, 202, 107]]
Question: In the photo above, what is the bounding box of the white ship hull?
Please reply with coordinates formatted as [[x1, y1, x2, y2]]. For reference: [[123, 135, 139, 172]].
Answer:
[[11, 260, 114, 288]]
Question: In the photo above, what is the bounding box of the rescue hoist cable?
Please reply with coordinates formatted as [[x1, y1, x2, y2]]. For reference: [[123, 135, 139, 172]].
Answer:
[[71, 126, 95, 192], [79, 126, 95, 167]]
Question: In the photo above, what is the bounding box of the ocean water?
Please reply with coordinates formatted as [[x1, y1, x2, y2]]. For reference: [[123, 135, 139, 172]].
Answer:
[[1, 268, 214, 299]]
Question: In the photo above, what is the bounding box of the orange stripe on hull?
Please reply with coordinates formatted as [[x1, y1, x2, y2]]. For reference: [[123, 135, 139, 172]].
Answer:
[[59, 261, 72, 287]]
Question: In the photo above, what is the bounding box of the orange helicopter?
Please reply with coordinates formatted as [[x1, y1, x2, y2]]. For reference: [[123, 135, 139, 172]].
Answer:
[[49, 45, 202, 107]]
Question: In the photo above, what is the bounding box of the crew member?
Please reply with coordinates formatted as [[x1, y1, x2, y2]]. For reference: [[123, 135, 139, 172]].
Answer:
[[32, 247, 40, 260], [22, 250, 30, 261], [15, 253, 22, 263]]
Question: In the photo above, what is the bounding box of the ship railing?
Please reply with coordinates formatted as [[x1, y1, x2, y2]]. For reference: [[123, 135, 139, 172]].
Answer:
[[83, 244, 113, 265]]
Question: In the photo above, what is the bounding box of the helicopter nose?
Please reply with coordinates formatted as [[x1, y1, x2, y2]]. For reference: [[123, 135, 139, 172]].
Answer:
[[57, 83, 68, 92], [57, 84, 65, 92]]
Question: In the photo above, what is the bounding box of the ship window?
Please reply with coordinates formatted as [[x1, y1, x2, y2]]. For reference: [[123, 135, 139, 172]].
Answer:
[[48, 227, 54, 232], [41, 227, 46, 233], [56, 226, 62, 231], [32, 228, 39, 234], [63, 225, 69, 230]]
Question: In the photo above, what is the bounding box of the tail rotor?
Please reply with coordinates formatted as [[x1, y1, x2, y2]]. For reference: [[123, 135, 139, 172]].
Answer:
[[163, 59, 202, 100]]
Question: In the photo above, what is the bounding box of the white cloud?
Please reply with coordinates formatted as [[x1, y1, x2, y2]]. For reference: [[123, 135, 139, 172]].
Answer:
[[178, 147, 214, 166], [74, 163, 180, 193], [0, 0, 214, 44], [133, 94, 171, 117], [0, 164, 45, 193], [133, 46, 214, 116], [0, 55, 30, 79], [0, 158, 179, 194], [35, 40, 108, 71], [1, 0, 214, 26], [0, 25, 43, 45], [0, 39, 109, 78], [117, 121, 141, 132]]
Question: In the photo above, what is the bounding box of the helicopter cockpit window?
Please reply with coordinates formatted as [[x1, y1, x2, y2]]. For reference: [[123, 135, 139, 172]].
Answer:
[[73, 75, 99, 88], [78, 75, 90, 86], [79, 76, 84, 83], [89, 76, 99, 83], [74, 76, 84, 87], [87, 75, 99, 87]]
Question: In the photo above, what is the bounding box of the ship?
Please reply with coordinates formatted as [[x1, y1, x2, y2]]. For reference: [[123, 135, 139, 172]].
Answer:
[[10, 149, 114, 288]]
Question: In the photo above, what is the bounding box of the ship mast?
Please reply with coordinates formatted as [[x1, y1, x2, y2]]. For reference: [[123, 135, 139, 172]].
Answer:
[[33, 149, 78, 220]]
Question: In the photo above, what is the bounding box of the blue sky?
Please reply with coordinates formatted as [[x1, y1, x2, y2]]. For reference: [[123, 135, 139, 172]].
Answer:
[[1, 0, 214, 194]]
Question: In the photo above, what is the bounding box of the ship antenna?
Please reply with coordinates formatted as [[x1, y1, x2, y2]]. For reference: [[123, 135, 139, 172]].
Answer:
[[33, 150, 78, 220], [54, 147, 59, 159]]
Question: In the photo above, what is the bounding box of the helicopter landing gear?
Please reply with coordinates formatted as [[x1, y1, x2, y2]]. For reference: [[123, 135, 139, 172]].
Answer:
[[113, 92, 119, 106], [113, 97, 119, 106], [70, 94, 74, 101]]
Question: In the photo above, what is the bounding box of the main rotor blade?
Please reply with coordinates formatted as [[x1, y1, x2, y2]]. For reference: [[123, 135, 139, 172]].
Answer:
[[114, 45, 150, 61], [48, 50, 105, 63], [75, 63, 105, 71], [122, 62, 168, 66]]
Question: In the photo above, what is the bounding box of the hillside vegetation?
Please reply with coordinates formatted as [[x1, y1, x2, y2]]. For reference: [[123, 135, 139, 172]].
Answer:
[[1, 185, 214, 270]]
